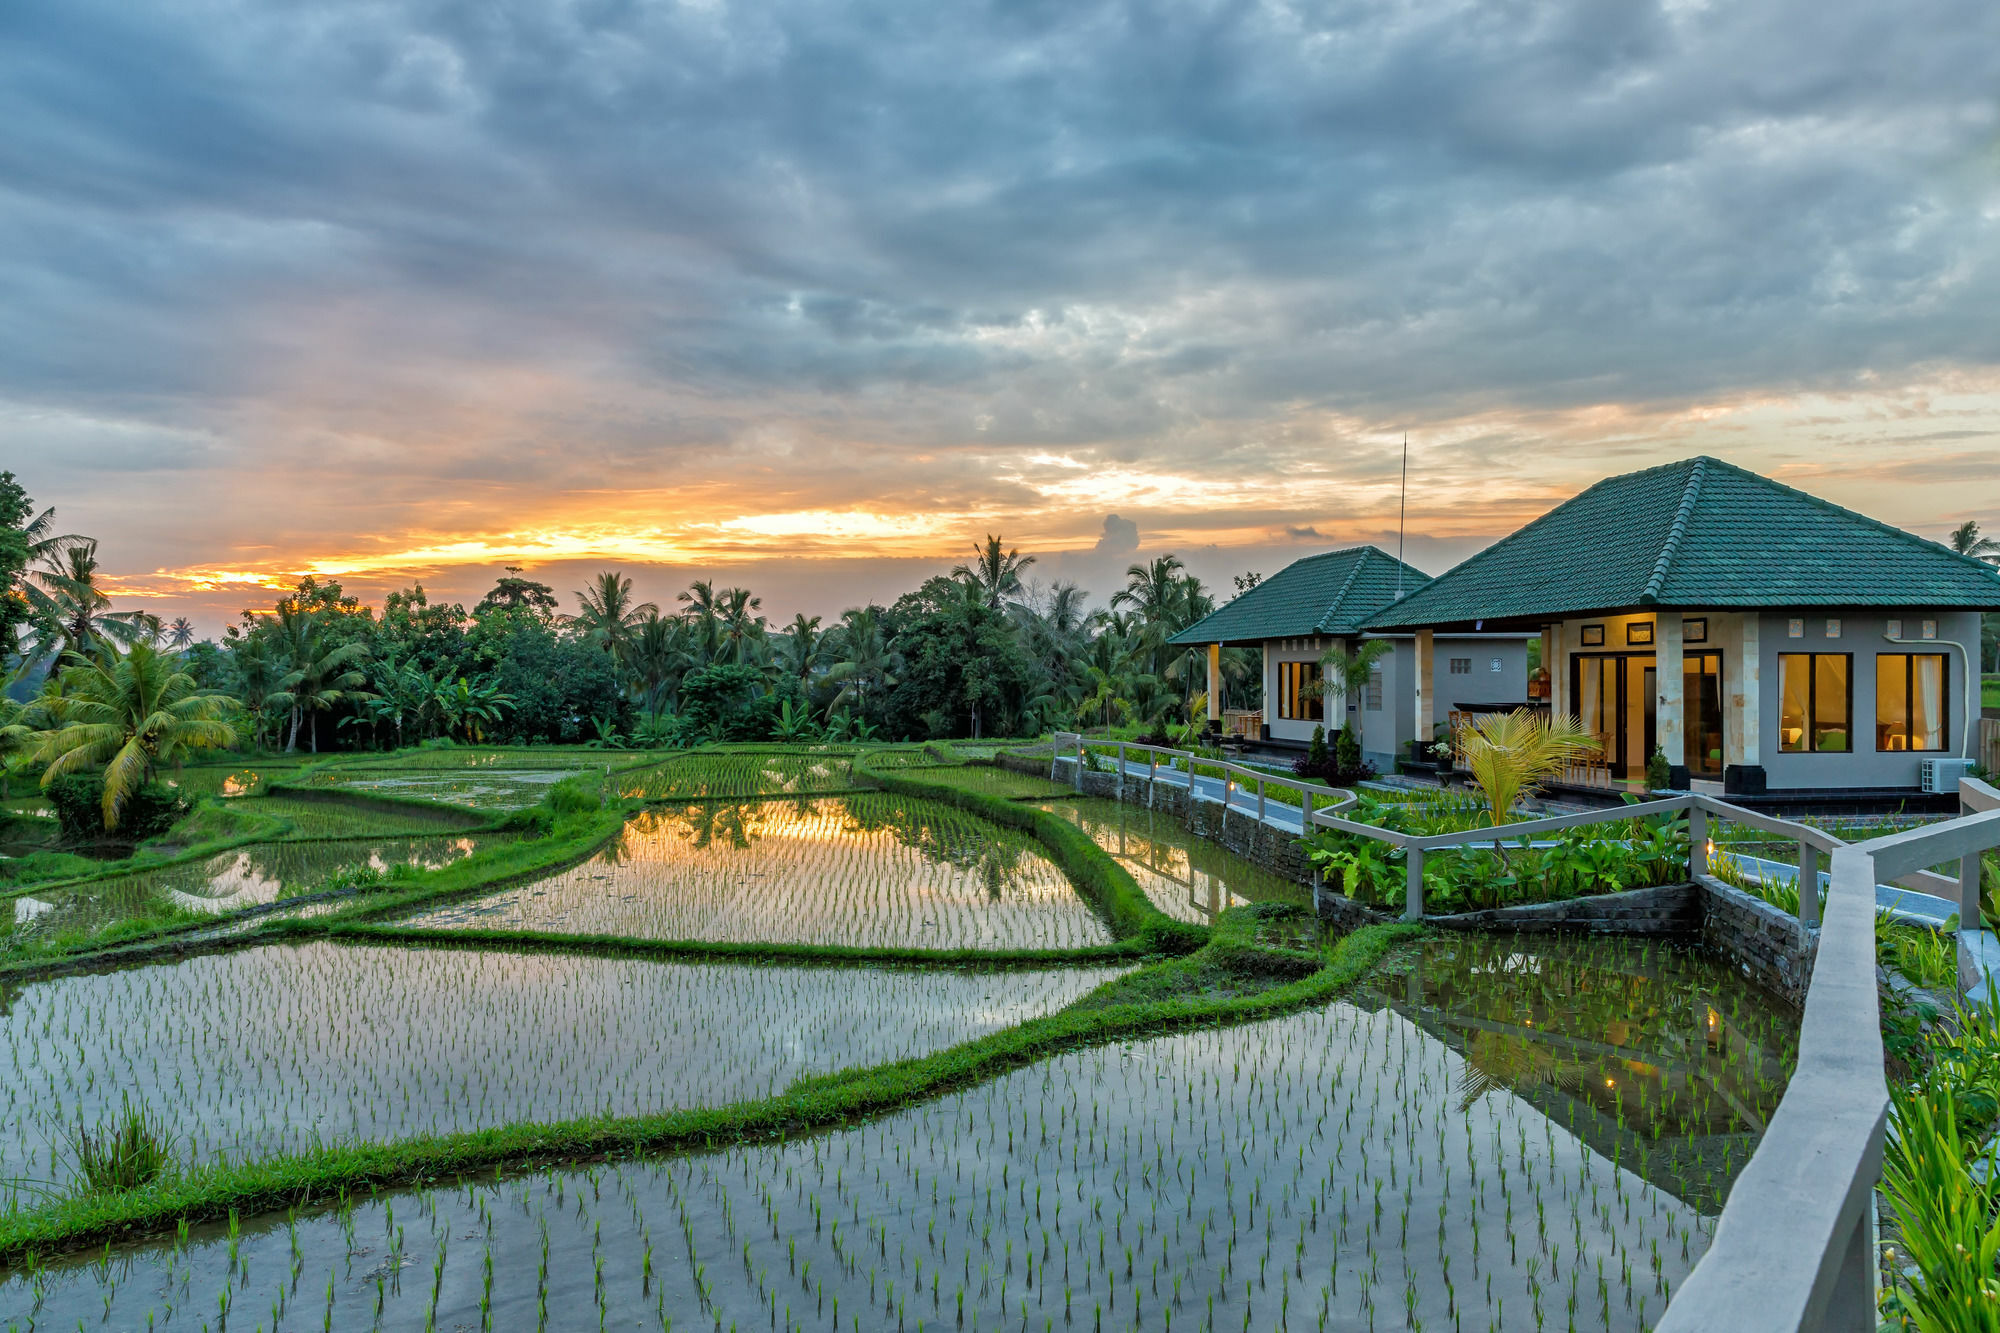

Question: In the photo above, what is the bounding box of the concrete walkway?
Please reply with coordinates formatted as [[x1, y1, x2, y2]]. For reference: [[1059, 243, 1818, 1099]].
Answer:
[[1052, 753, 1964, 930]]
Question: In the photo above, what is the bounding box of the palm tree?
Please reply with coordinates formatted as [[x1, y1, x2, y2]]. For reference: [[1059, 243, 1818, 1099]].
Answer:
[[24, 541, 152, 662], [31, 643, 237, 830], [225, 631, 290, 749], [776, 613, 827, 685], [629, 612, 691, 715], [953, 535, 1035, 610], [676, 580, 724, 665], [825, 606, 901, 721], [715, 587, 767, 666], [1948, 520, 2000, 565], [265, 605, 372, 752], [434, 675, 515, 743], [573, 572, 659, 678], [1315, 639, 1393, 720], [1461, 709, 1600, 829], [163, 617, 197, 651], [359, 651, 439, 748]]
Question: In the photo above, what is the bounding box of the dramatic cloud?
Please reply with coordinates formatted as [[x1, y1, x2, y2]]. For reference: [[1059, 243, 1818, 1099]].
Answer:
[[2, 0, 1997, 629], [1094, 514, 1140, 556]]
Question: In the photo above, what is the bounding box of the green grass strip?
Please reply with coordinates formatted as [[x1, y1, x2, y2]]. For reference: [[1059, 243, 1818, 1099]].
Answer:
[[0, 921, 1412, 1262], [860, 759, 1208, 955], [306, 921, 1150, 969]]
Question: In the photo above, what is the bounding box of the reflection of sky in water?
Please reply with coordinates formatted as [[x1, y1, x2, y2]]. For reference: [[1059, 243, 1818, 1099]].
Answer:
[[1366, 932, 1799, 1211], [322, 769, 581, 810], [1031, 797, 1308, 921], [407, 796, 1110, 948]]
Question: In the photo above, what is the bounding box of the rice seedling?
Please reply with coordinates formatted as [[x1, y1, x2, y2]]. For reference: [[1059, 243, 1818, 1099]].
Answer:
[[240, 795, 483, 838], [298, 768, 592, 811], [61, 1100, 176, 1193], [1032, 797, 1311, 922], [877, 765, 1077, 801], [0, 931, 1786, 1331], [0, 940, 1121, 1191], [403, 795, 1115, 949], [613, 752, 862, 802]]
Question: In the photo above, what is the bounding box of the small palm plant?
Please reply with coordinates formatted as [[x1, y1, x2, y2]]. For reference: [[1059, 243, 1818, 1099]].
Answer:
[[33, 642, 237, 830], [1460, 708, 1599, 830]]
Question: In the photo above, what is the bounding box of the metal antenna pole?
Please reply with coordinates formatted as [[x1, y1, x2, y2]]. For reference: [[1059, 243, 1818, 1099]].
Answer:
[[1396, 432, 1409, 599]]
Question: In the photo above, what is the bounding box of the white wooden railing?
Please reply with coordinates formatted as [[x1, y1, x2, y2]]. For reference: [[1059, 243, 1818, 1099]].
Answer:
[[1043, 735, 2000, 1332]]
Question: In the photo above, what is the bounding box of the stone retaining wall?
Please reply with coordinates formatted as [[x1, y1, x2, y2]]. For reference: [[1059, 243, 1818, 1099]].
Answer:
[[1002, 754, 1816, 1006]]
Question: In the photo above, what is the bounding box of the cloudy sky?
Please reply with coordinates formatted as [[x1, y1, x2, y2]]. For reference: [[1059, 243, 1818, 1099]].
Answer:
[[5, 0, 1998, 631]]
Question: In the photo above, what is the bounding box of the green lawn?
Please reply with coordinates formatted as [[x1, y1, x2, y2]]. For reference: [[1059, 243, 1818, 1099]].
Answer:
[[1984, 674, 1999, 710]]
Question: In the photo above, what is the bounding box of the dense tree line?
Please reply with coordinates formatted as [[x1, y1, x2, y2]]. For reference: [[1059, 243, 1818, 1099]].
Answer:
[[2, 474, 1269, 827]]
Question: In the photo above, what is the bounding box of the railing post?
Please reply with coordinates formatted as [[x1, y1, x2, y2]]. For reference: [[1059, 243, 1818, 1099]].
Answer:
[[1404, 846, 1424, 922], [1073, 736, 1084, 792], [1148, 750, 1158, 811], [1257, 775, 1266, 822], [1689, 804, 1708, 878], [1117, 743, 1125, 801], [1799, 841, 1821, 927], [1963, 852, 1984, 928]]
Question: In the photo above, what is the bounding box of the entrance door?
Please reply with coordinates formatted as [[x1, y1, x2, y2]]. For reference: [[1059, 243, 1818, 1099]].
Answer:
[[1572, 653, 1659, 780], [1683, 652, 1725, 779]]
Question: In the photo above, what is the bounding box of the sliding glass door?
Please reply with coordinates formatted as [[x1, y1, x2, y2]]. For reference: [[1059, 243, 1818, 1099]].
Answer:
[[1683, 652, 1724, 778]]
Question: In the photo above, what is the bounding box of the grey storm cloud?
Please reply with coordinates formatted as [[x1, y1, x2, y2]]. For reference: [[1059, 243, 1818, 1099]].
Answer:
[[1094, 513, 1140, 555], [1, 0, 1999, 478], [1285, 526, 1323, 541]]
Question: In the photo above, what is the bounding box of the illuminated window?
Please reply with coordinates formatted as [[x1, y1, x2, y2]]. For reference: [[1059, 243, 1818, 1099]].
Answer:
[[1778, 654, 1849, 753], [1876, 654, 1947, 752], [1277, 661, 1323, 721]]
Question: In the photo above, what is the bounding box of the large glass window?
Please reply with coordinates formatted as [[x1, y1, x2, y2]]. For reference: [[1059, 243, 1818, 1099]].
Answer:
[[1277, 661, 1323, 722], [1683, 653, 1723, 777], [1778, 654, 1850, 753], [1575, 657, 1618, 763], [1876, 654, 1947, 751]]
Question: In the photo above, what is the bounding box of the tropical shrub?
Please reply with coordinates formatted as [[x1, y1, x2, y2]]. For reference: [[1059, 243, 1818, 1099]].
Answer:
[[45, 772, 188, 844]]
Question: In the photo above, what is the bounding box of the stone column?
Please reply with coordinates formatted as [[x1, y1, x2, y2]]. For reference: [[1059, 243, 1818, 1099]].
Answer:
[[1726, 613, 1765, 795], [1657, 613, 1687, 788], [1260, 644, 1274, 735], [1207, 643, 1222, 723], [1548, 623, 1566, 716], [1413, 628, 1436, 751]]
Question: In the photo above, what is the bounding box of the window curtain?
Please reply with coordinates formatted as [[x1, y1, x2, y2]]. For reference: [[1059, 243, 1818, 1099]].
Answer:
[[1916, 655, 1944, 750]]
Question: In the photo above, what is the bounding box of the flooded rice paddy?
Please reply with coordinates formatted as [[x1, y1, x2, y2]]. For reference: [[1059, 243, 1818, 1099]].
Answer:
[[613, 751, 860, 801], [5, 834, 502, 934], [403, 795, 1117, 949], [1034, 796, 1312, 921], [236, 795, 484, 838], [297, 767, 595, 810], [0, 932, 1794, 1332], [0, 941, 1125, 1195]]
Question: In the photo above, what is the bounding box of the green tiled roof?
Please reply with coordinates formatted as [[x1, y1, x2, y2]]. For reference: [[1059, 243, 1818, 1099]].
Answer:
[[1168, 546, 1431, 645], [1368, 455, 2000, 629]]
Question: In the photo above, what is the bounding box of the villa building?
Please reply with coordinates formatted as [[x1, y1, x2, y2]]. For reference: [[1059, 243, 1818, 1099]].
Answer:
[[1365, 456, 2000, 803], [1167, 545, 1532, 771]]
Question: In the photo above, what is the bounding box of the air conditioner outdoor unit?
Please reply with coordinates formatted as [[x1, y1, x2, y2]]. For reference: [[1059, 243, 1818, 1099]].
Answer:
[[1920, 758, 1975, 794]]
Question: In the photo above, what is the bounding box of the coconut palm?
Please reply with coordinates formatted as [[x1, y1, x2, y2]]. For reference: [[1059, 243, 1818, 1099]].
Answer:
[[573, 572, 659, 676], [825, 606, 901, 721], [776, 613, 827, 686], [24, 541, 152, 662], [1461, 709, 1600, 828], [163, 617, 197, 651], [224, 631, 290, 749], [264, 605, 372, 752], [1948, 519, 2000, 565], [953, 535, 1035, 610], [31, 643, 236, 830], [629, 612, 691, 716], [1315, 639, 1394, 719], [715, 587, 767, 666]]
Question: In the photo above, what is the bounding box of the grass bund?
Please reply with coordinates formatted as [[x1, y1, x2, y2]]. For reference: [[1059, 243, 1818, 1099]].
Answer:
[[0, 743, 1806, 1331]]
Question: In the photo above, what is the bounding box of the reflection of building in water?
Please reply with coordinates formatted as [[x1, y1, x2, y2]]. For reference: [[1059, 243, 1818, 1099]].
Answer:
[[1362, 935, 1796, 1214], [1034, 798, 1304, 923]]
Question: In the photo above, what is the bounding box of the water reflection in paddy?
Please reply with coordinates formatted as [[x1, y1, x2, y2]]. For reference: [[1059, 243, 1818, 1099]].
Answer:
[[1, 933, 1794, 1331], [1361, 930, 1799, 1212], [406, 795, 1115, 948], [1032, 795, 1312, 921], [0, 941, 1126, 1194]]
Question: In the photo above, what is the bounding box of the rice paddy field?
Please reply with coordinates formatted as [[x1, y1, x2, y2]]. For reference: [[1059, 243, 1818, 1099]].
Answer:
[[612, 751, 862, 801], [1033, 796, 1312, 922], [0, 931, 1788, 1333], [7, 833, 503, 924], [0, 941, 1126, 1197], [293, 766, 595, 811], [402, 795, 1117, 949], [0, 744, 1810, 1333]]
